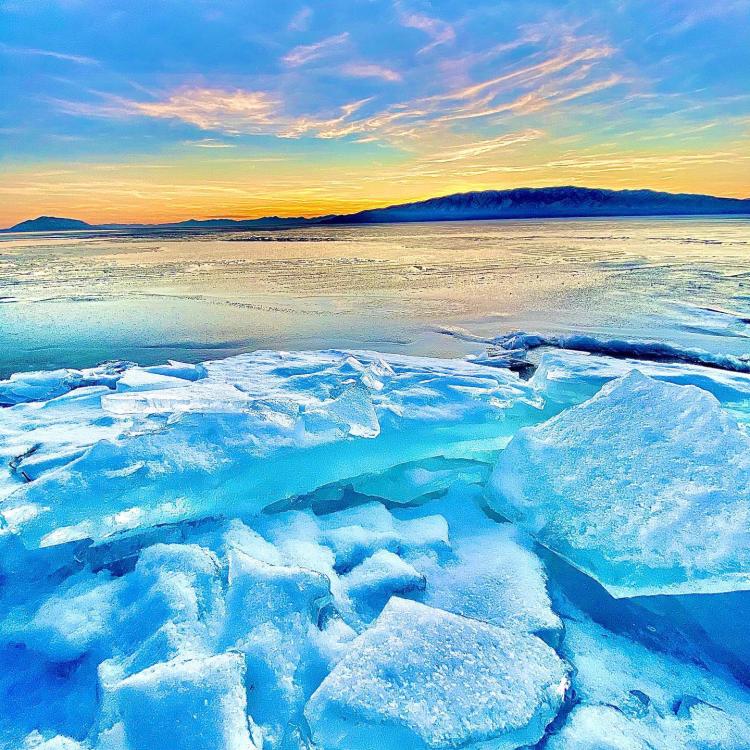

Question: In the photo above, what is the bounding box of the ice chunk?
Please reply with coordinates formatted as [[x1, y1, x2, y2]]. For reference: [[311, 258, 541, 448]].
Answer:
[[305, 597, 569, 750], [107, 652, 260, 750], [118, 544, 225, 662], [303, 383, 380, 438], [0, 384, 133, 504], [114, 369, 193, 392], [489, 370, 750, 597], [0, 369, 84, 406], [222, 549, 332, 641], [220, 519, 282, 566], [343, 550, 426, 621], [318, 502, 450, 571], [93, 543, 225, 686], [22, 732, 84, 750], [4, 572, 124, 661], [220, 547, 353, 748], [531, 349, 750, 415], [144, 360, 207, 381], [422, 523, 561, 640], [391, 484, 561, 640], [547, 613, 750, 750], [0, 362, 131, 406]]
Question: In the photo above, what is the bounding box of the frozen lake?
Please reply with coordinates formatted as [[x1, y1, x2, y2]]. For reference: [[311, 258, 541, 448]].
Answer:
[[3, 216, 750, 749], [1, 216, 749, 376]]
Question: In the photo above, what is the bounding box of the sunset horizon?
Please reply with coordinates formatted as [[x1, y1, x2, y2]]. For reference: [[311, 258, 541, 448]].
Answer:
[[2, 2, 749, 226], [6, 181, 750, 228]]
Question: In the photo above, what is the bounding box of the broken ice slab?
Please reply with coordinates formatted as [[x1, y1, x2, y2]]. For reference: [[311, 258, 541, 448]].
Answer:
[[0, 385, 133, 504], [106, 652, 261, 750], [531, 349, 750, 418], [342, 549, 426, 622], [0, 361, 137, 406], [0, 350, 542, 548], [545, 614, 750, 749], [305, 597, 569, 750], [489, 370, 750, 598], [387, 483, 562, 642]]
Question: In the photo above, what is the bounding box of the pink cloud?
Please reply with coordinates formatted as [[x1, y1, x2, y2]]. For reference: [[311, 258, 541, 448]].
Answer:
[[397, 9, 455, 53]]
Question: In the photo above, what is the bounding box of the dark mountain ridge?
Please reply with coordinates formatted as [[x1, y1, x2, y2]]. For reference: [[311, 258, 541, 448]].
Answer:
[[5, 187, 749, 233], [321, 186, 750, 224], [7, 216, 94, 232]]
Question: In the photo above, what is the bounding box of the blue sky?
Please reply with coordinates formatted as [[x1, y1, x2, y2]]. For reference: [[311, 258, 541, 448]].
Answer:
[[1, 0, 749, 224]]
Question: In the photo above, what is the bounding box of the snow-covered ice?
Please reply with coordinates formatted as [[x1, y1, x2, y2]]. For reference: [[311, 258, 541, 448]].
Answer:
[[2, 344, 750, 749], [107, 652, 261, 750], [305, 597, 569, 750]]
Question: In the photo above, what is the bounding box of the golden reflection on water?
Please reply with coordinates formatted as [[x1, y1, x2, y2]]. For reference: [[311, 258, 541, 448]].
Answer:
[[1, 217, 749, 374]]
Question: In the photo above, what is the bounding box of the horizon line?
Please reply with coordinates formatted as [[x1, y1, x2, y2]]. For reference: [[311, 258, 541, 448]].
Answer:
[[5, 183, 750, 230]]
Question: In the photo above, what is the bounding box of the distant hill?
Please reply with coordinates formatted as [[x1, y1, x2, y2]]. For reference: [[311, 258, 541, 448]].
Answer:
[[322, 187, 750, 224], [7, 216, 94, 232], [2, 215, 312, 233], [4, 187, 749, 233], [164, 216, 312, 230]]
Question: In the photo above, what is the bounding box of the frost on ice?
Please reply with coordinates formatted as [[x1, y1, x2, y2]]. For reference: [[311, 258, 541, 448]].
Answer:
[[489, 369, 750, 597], [1, 345, 750, 749], [305, 597, 569, 750]]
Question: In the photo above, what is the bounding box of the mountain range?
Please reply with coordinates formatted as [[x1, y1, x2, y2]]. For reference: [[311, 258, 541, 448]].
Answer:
[[5, 186, 749, 233]]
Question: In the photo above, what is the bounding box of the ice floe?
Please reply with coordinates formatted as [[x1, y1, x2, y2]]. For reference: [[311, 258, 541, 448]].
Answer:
[[305, 597, 569, 750]]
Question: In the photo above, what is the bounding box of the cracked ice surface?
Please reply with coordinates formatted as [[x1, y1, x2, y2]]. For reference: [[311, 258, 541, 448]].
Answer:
[[0, 350, 540, 548], [2, 346, 750, 750]]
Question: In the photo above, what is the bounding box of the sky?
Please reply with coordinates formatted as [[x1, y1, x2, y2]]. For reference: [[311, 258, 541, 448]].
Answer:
[[1, 0, 749, 226]]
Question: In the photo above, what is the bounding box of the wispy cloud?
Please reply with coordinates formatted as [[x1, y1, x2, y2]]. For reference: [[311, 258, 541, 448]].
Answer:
[[282, 32, 350, 67], [182, 138, 236, 148], [0, 42, 97, 65], [339, 62, 402, 82], [287, 6, 313, 32], [128, 88, 281, 134], [53, 36, 622, 153], [396, 5, 455, 54], [420, 130, 544, 163], [279, 43, 620, 143]]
